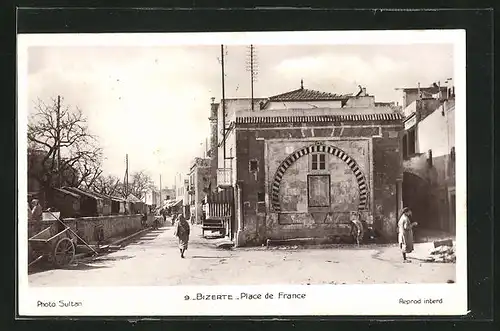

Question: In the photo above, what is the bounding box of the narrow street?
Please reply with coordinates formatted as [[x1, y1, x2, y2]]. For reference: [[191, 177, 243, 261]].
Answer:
[[28, 224, 456, 287]]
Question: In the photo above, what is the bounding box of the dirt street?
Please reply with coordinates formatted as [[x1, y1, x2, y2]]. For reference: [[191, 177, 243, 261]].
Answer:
[[28, 225, 456, 287]]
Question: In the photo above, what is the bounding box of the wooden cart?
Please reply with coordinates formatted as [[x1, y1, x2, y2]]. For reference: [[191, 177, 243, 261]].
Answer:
[[28, 223, 76, 268], [28, 212, 98, 269]]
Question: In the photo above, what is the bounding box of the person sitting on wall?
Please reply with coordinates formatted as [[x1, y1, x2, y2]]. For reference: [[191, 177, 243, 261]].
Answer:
[[31, 199, 43, 221], [27, 202, 33, 222]]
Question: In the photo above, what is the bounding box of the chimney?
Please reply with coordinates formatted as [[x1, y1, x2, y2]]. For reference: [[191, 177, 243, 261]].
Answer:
[[362, 87, 367, 96], [210, 97, 217, 118]]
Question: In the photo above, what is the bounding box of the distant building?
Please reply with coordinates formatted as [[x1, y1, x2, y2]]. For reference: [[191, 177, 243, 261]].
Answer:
[[161, 188, 176, 202], [400, 82, 456, 234], [144, 188, 161, 207], [187, 157, 211, 224], [211, 83, 404, 246], [173, 173, 186, 198]]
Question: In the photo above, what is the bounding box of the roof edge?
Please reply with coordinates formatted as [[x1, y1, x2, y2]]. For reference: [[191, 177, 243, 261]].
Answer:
[[235, 113, 403, 124]]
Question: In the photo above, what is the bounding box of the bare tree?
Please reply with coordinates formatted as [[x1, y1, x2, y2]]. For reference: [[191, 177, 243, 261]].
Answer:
[[28, 96, 103, 193], [92, 174, 122, 196], [128, 170, 155, 200]]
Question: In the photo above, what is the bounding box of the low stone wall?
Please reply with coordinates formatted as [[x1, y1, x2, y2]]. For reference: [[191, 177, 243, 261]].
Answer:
[[28, 214, 143, 245]]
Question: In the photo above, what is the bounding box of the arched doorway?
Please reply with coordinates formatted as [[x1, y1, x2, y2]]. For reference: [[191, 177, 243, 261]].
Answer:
[[271, 142, 368, 212], [402, 172, 433, 230]]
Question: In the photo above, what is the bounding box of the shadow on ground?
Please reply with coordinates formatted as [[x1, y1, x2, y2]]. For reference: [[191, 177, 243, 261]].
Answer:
[[126, 229, 164, 245], [28, 255, 135, 274], [90, 255, 135, 263], [190, 255, 228, 259]]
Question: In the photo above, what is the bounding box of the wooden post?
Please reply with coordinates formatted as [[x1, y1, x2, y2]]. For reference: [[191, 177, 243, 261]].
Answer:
[[56, 95, 61, 188]]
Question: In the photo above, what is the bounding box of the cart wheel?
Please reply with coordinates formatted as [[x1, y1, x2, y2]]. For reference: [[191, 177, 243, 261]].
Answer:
[[53, 238, 75, 268]]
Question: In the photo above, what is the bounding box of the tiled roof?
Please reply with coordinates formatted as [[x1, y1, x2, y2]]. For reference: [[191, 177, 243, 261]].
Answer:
[[268, 88, 350, 102], [236, 113, 402, 124]]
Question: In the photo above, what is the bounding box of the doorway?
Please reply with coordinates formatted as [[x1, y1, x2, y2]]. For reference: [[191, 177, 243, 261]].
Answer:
[[402, 172, 434, 230]]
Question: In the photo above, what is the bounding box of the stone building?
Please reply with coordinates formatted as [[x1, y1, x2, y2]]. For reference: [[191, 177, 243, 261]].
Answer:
[[400, 83, 456, 235], [188, 157, 212, 224], [212, 84, 404, 246]]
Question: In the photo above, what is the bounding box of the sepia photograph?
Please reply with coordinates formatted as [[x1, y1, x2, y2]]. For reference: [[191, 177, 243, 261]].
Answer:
[[17, 30, 467, 316]]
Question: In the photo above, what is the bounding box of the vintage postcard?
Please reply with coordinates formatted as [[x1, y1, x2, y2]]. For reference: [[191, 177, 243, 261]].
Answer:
[[17, 30, 466, 316]]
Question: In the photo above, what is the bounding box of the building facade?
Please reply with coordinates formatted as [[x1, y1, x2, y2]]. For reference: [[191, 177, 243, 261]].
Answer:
[[188, 157, 212, 224], [401, 84, 456, 234], [161, 188, 176, 202], [144, 188, 161, 207], [213, 85, 404, 246]]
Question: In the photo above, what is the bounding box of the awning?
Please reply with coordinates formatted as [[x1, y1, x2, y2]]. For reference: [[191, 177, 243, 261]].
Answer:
[[171, 198, 183, 207], [126, 194, 142, 203], [165, 197, 182, 208]]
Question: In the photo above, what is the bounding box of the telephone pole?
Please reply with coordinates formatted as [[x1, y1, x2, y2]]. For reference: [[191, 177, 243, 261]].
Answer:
[[246, 45, 259, 110], [125, 154, 129, 196], [159, 174, 162, 207], [56, 95, 61, 188], [221, 44, 227, 162]]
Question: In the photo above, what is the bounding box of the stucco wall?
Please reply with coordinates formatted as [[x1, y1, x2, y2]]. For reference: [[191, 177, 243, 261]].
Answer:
[[193, 166, 211, 224], [372, 129, 404, 240], [417, 102, 454, 157], [402, 98, 455, 234], [28, 214, 143, 245]]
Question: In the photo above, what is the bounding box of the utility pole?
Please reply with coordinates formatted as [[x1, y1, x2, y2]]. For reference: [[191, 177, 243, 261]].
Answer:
[[246, 45, 259, 110], [221, 44, 227, 163], [125, 154, 129, 197], [56, 95, 61, 188], [250, 45, 254, 110], [159, 174, 162, 207]]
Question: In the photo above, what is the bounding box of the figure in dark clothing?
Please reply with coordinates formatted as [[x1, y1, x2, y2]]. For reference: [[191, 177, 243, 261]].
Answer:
[[174, 214, 190, 258]]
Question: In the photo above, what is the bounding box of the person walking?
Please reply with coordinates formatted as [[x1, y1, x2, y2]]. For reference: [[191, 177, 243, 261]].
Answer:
[[174, 214, 190, 258], [398, 207, 418, 263]]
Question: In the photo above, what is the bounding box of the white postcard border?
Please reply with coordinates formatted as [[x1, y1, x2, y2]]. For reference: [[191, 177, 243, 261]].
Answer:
[[17, 30, 467, 316]]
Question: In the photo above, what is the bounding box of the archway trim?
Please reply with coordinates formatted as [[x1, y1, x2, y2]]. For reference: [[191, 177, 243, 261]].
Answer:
[[271, 143, 368, 212]]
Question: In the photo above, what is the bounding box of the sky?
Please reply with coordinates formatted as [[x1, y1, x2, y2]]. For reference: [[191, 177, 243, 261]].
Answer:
[[27, 42, 454, 188]]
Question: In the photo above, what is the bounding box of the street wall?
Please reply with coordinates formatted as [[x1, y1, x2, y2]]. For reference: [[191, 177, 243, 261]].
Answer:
[[28, 214, 143, 245], [402, 99, 456, 234]]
